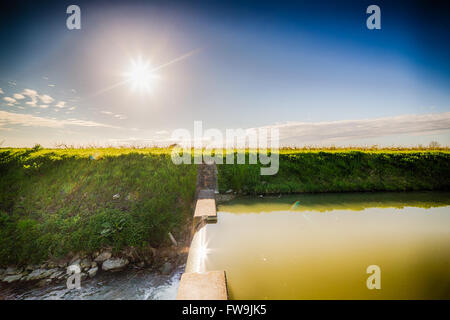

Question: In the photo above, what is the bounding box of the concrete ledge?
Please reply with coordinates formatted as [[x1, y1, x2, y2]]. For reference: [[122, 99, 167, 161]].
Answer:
[[177, 271, 228, 300], [194, 198, 217, 222]]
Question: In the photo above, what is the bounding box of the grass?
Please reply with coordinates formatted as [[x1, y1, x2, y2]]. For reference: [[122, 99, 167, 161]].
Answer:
[[0, 147, 197, 266], [217, 149, 450, 194]]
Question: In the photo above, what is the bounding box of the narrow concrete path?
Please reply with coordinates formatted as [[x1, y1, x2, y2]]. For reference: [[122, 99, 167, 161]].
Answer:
[[177, 162, 228, 300]]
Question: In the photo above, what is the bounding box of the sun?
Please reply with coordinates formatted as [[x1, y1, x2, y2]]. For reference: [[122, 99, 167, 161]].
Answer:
[[123, 57, 159, 93]]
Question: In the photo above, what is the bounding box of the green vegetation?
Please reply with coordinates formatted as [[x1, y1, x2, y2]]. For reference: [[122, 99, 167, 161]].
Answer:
[[218, 149, 450, 194], [0, 147, 197, 266]]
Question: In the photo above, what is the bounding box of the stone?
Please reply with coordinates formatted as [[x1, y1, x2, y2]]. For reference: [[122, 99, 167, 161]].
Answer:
[[26, 264, 40, 271], [80, 258, 92, 271], [50, 270, 64, 279], [102, 258, 129, 271], [94, 251, 112, 263], [5, 266, 22, 275], [70, 259, 80, 267], [25, 268, 56, 281], [87, 266, 98, 278], [3, 274, 23, 283], [159, 262, 172, 275], [112, 194, 120, 199]]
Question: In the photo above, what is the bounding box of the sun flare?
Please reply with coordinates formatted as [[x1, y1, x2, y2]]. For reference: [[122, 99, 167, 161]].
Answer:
[[124, 57, 159, 93]]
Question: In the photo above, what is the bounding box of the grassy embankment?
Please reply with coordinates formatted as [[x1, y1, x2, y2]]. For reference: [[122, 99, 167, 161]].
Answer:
[[0, 147, 197, 266], [218, 149, 450, 194]]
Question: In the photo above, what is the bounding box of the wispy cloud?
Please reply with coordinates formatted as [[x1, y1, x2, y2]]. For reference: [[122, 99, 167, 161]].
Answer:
[[254, 112, 450, 145], [22, 89, 39, 107], [101, 110, 127, 120], [13, 93, 25, 100], [0, 111, 118, 129], [39, 94, 54, 104], [0, 88, 4, 94], [55, 101, 66, 108], [3, 97, 17, 106]]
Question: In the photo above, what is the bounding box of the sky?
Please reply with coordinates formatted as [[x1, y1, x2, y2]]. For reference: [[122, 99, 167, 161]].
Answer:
[[0, 0, 449, 147]]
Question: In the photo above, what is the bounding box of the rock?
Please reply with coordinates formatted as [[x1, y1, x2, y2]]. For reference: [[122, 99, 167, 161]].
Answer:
[[69, 254, 80, 265], [5, 266, 22, 275], [70, 259, 81, 267], [25, 268, 57, 281], [80, 272, 88, 281], [102, 258, 129, 271], [159, 262, 172, 275], [226, 189, 233, 194], [112, 194, 120, 200], [80, 258, 92, 271], [94, 251, 112, 263], [137, 261, 145, 268], [87, 266, 98, 278], [91, 261, 97, 268], [25, 264, 40, 271], [50, 270, 64, 279], [3, 274, 23, 283], [0, 268, 5, 276]]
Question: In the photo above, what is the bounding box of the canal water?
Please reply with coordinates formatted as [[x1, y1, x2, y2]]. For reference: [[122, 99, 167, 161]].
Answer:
[[185, 191, 450, 299]]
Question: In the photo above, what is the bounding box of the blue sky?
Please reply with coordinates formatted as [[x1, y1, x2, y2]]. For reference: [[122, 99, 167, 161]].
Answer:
[[0, 0, 449, 147]]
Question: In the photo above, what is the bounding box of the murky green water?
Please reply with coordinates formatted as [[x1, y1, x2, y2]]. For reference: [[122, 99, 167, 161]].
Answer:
[[186, 192, 450, 299]]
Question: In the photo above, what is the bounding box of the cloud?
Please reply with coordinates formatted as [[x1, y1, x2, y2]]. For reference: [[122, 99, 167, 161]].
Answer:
[[39, 94, 54, 104], [253, 112, 450, 145], [55, 101, 66, 108], [39, 105, 49, 109], [3, 97, 17, 106], [13, 93, 25, 100], [101, 111, 127, 120], [22, 89, 39, 107], [48, 84, 55, 87], [0, 110, 119, 129], [0, 88, 4, 94], [3, 97, 17, 105]]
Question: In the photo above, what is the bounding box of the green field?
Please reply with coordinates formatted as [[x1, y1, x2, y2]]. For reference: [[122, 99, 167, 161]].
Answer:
[[0, 147, 197, 266], [218, 149, 450, 194]]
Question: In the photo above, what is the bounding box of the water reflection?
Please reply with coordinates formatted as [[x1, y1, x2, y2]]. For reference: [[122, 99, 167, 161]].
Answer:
[[185, 191, 450, 299]]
